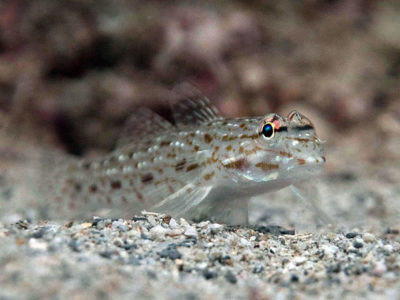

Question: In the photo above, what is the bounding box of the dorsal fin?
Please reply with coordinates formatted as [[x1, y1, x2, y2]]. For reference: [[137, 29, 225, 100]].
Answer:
[[171, 85, 222, 127], [116, 107, 173, 148]]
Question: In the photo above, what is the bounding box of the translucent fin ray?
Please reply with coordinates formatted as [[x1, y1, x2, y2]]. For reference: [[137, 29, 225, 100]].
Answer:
[[171, 85, 222, 127], [289, 184, 333, 226], [116, 107, 174, 148], [152, 185, 213, 217]]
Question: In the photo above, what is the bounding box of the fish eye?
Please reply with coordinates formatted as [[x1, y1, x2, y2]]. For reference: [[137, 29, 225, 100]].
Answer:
[[261, 122, 275, 139]]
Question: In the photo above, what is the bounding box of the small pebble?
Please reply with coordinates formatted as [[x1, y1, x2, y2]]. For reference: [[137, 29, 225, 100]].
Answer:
[[353, 239, 363, 249], [218, 255, 232, 266], [99, 251, 115, 259], [290, 274, 299, 283], [169, 218, 178, 229], [253, 265, 264, 274], [294, 256, 307, 265], [80, 222, 93, 229], [184, 226, 198, 238], [372, 261, 387, 276], [225, 271, 237, 284], [208, 223, 223, 234], [382, 244, 393, 255], [326, 263, 341, 273], [113, 222, 129, 232], [30, 228, 47, 239], [128, 257, 141, 266], [149, 225, 168, 238], [345, 232, 358, 239], [159, 244, 182, 260], [28, 238, 48, 251], [68, 239, 81, 252], [362, 233, 375, 243], [203, 270, 218, 280]]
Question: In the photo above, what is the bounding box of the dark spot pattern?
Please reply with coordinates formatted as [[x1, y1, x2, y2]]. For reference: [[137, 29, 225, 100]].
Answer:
[[204, 134, 212, 144], [280, 151, 292, 158], [90, 184, 98, 193], [175, 159, 187, 171], [141, 173, 154, 184], [111, 181, 122, 189], [74, 183, 82, 192], [159, 140, 171, 147], [186, 163, 199, 172]]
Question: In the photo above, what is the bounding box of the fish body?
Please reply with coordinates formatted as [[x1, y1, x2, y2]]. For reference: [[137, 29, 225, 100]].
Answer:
[[35, 95, 325, 224], [0, 94, 325, 224]]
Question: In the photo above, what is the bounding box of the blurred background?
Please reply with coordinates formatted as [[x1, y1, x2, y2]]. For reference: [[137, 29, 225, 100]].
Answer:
[[0, 0, 399, 229]]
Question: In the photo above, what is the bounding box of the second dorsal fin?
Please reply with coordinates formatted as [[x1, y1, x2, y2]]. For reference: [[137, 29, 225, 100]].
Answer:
[[171, 85, 222, 127], [116, 107, 173, 148]]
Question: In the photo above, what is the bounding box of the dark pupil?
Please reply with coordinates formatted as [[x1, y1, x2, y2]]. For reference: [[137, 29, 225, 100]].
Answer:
[[262, 124, 273, 138]]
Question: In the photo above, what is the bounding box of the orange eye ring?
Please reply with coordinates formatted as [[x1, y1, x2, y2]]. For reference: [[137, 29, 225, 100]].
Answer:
[[261, 122, 275, 139]]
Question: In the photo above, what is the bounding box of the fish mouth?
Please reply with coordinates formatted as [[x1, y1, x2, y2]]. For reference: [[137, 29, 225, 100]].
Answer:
[[277, 154, 325, 178]]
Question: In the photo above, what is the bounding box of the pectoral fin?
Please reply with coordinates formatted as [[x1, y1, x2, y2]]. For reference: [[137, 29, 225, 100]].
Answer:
[[152, 184, 213, 217]]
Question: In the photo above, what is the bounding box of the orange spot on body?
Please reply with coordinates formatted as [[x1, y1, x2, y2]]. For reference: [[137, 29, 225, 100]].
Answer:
[[160, 140, 171, 147], [297, 159, 306, 165], [223, 158, 247, 170], [244, 146, 262, 156], [279, 151, 292, 158], [135, 190, 144, 202], [204, 134, 212, 144], [186, 163, 199, 172], [240, 134, 258, 139], [203, 171, 215, 181], [255, 162, 279, 171], [222, 135, 237, 141]]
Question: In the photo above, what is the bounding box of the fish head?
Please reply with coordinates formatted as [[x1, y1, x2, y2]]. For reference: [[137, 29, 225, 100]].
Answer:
[[224, 111, 325, 186]]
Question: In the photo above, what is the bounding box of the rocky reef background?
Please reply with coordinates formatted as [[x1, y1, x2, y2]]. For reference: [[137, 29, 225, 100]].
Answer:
[[0, 0, 398, 156]]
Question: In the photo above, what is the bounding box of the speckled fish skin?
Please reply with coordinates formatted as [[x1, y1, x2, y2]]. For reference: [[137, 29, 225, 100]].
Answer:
[[39, 96, 325, 224]]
